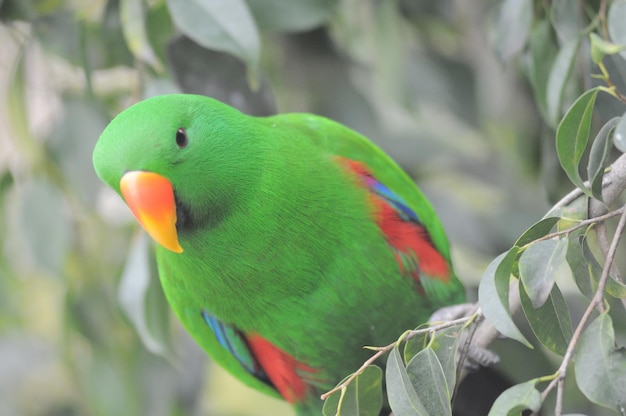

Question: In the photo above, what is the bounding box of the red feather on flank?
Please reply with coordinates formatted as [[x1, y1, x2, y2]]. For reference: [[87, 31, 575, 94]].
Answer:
[[371, 195, 450, 280], [247, 333, 316, 404], [335, 157, 451, 283]]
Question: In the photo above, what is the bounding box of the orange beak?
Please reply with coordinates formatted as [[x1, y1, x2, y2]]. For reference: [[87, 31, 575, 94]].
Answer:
[[120, 171, 184, 253]]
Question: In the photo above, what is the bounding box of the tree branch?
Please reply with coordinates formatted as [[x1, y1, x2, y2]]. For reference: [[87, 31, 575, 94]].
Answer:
[[469, 152, 626, 356]]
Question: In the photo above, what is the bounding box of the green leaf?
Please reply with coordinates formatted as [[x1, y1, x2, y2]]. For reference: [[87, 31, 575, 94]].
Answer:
[[14, 179, 70, 277], [403, 331, 428, 364], [587, 117, 619, 200], [580, 236, 626, 298], [613, 112, 626, 153], [489, 0, 532, 62], [166, 36, 276, 116], [322, 366, 383, 416], [488, 379, 542, 415], [566, 232, 595, 299], [519, 281, 572, 355], [118, 233, 171, 357], [166, 0, 260, 71], [514, 217, 560, 248], [430, 326, 462, 394], [386, 346, 429, 416], [48, 97, 109, 206], [556, 87, 600, 194], [590, 32, 626, 64], [120, 0, 163, 71], [479, 249, 533, 348], [606, 277, 626, 298], [519, 238, 567, 308], [546, 38, 580, 127], [575, 313, 626, 412], [550, 0, 584, 44], [527, 19, 557, 124], [548, 200, 588, 225], [245, 0, 334, 32], [608, 0, 626, 61], [406, 348, 452, 416]]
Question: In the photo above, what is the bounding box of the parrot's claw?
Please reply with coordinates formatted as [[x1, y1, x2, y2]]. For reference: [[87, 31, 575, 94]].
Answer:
[[428, 303, 476, 323], [427, 303, 500, 371], [462, 343, 500, 370]]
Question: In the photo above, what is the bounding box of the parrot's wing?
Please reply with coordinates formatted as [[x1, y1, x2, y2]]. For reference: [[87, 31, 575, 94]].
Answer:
[[201, 310, 325, 404], [286, 112, 466, 306], [201, 310, 271, 383], [336, 157, 461, 306], [277, 113, 455, 266]]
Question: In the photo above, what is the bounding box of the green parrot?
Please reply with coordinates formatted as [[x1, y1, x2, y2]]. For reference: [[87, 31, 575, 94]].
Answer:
[[92, 94, 465, 415]]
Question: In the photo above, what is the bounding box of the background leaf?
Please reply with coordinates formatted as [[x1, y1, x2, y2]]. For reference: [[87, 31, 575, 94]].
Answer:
[[526, 19, 556, 124], [430, 326, 462, 393], [322, 365, 383, 416], [120, 0, 163, 71], [406, 347, 452, 416], [10, 179, 70, 276], [118, 232, 171, 357], [566, 232, 595, 299], [479, 249, 532, 348], [489, 0, 532, 62], [167, 36, 275, 116], [575, 313, 626, 412], [580, 237, 626, 298], [386, 346, 429, 416], [488, 379, 542, 415], [518, 238, 567, 308], [403, 331, 428, 364], [589, 33, 625, 64], [556, 87, 600, 193], [519, 281, 572, 355], [514, 217, 560, 247], [546, 38, 580, 127], [245, 0, 334, 32], [587, 117, 619, 200], [166, 0, 260, 71], [608, 0, 626, 60], [613, 112, 626, 153]]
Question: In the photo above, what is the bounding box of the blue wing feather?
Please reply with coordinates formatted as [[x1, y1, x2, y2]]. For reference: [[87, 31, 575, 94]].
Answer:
[[201, 310, 271, 385], [369, 180, 421, 223]]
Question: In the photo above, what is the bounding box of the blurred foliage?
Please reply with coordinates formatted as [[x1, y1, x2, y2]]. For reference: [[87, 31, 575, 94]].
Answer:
[[1, 0, 626, 415]]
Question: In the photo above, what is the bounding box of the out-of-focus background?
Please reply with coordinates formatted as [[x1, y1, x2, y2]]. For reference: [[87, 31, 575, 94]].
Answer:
[[1, 0, 624, 415]]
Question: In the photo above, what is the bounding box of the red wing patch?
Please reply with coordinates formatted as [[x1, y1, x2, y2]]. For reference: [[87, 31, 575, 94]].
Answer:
[[335, 157, 451, 284], [247, 333, 319, 404], [202, 311, 320, 404]]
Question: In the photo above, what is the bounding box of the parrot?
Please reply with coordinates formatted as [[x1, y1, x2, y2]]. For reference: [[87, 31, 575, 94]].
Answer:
[[92, 94, 466, 415]]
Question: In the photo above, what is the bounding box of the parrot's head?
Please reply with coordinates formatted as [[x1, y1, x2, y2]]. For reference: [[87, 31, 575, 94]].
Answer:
[[93, 94, 263, 254]]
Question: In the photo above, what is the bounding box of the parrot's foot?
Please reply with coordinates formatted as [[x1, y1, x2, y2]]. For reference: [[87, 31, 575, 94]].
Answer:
[[428, 302, 476, 323], [462, 343, 499, 370], [428, 303, 500, 371]]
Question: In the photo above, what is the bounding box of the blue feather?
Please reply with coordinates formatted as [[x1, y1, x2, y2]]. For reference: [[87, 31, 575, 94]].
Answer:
[[369, 178, 421, 223], [201, 310, 271, 384]]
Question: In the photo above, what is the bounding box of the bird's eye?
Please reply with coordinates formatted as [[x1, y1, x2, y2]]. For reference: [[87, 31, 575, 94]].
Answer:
[[176, 128, 188, 148]]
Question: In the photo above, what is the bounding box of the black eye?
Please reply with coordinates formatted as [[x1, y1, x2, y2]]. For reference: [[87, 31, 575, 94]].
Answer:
[[176, 128, 188, 148]]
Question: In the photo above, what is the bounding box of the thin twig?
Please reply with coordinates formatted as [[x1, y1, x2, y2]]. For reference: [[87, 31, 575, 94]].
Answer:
[[530, 207, 624, 245], [541, 205, 626, 415], [319, 315, 474, 400]]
